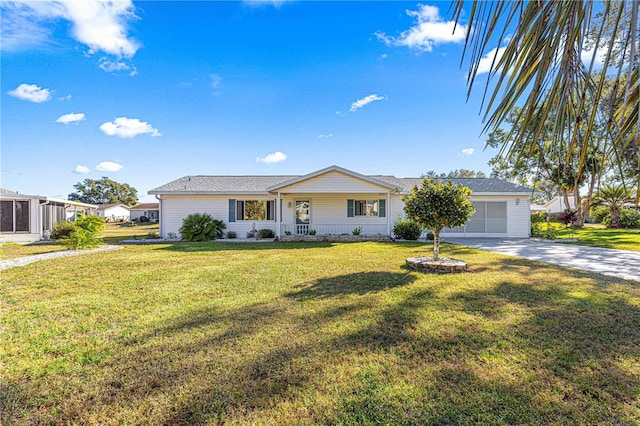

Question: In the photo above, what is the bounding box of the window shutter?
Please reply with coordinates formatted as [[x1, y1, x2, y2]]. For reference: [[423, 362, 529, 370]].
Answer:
[[228, 199, 236, 222], [267, 201, 275, 221], [347, 199, 354, 217], [379, 199, 386, 217]]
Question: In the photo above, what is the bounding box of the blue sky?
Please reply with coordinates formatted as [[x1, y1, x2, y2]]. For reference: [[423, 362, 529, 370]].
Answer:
[[1, 1, 503, 203]]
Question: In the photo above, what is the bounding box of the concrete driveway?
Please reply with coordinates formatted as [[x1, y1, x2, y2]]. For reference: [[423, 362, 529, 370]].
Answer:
[[444, 238, 640, 282]]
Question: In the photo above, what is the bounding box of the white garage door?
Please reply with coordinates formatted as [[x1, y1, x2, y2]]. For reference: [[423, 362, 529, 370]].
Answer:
[[443, 201, 507, 234]]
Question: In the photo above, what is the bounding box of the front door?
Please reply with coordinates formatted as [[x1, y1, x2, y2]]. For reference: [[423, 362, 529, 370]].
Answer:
[[295, 200, 310, 234]]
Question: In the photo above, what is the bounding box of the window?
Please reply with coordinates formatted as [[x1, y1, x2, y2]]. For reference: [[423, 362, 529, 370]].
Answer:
[[347, 199, 386, 218], [0, 200, 30, 233], [355, 200, 378, 216], [235, 200, 275, 221]]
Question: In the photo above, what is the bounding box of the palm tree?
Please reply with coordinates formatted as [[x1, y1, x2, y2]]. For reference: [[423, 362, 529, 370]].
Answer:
[[593, 183, 633, 228], [452, 1, 639, 203]]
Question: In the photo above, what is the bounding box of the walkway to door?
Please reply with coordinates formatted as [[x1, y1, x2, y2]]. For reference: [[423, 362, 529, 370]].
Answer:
[[444, 238, 640, 282]]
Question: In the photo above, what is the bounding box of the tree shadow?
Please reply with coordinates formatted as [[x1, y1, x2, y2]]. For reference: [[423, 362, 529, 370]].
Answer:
[[9, 265, 640, 424], [285, 271, 417, 300]]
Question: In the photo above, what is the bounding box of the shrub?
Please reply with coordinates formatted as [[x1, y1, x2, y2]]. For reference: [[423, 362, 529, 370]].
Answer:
[[258, 228, 275, 239], [531, 211, 547, 224], [352, 226, 363, 236], [179, 213, 226, 241], [61, 215, 106, 249], [426, 232, 434, 241], [226, 231, 237, 239], [146, 232, 160, 239], [308, 229, 317, 236], [50, 222, 76, 240], [531, 223, 558, 240], [139, 215, 150, 223], [620, 208, 640, 228], [590, 205, 609, 224], [393, 218, 422, 240]]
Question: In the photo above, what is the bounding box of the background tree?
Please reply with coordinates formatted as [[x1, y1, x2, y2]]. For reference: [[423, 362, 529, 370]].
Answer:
[[453, 0, 638, 207], [403, 178, 476, 260], [593, 183, 634, 228], [423, 169, 487, 178], [68, 177, 138, 206]]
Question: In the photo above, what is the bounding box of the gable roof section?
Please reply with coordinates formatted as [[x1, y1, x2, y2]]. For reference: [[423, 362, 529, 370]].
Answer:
[[149, 166, 533, 196], [265, 165, 402, 192]]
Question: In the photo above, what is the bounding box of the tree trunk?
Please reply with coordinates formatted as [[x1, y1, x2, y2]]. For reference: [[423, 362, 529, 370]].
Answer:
[[582, 172, 596, 224], [573, 185, 583, 227], [433, 230, 440, 260], [611, 208, 622, 228]]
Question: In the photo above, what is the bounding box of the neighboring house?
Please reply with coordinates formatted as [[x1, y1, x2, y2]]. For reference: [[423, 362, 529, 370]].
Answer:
[[95, 204, 130, 222], [0, 188, 97, 243], [129, 203, 159, 221], [531, 196, 578, 213], [149, 165, 533, 239]]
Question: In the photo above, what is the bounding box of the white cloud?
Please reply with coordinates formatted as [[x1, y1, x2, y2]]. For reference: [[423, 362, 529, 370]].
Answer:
[[99, 58, 137, 75], [73, 164, 90, 174], [210, 73, 222, 88], [0, 2, 53, 51], [318, 134, 334, 139], [96, 161, 123, 172], [460, 148, 475, 156], [56, 112, 85, 125], [476, 46, 507, 75], [376, 4, 467, 52], [8, 83, 52, 103], [59, 93, 72, 101], [257, 151, 287, 164], [243, 0, 291, 8], [350, 94, 386, 112], [1, 1, 140, 74], [99, 117, 161, 138]]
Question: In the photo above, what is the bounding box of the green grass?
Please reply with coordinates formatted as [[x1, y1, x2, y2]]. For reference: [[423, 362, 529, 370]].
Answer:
[[550, 223, 640, 251], [0, 241, 68, 260], [2, 242, 640, 424], [0, 223, 160, 260]]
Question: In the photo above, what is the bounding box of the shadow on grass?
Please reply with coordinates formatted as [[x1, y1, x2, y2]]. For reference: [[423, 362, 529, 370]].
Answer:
[[8, 268, 640, 424], [286, 271, 417, 299]]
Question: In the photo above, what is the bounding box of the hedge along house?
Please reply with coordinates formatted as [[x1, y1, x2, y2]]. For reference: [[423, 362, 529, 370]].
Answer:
[[149, 165, 533, 239], [0, 188, 97, 243]]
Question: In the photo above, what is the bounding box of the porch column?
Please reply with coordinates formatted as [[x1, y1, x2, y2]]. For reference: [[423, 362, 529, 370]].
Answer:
[[387, 192, 392, 236], [276, 192, 281, 237]]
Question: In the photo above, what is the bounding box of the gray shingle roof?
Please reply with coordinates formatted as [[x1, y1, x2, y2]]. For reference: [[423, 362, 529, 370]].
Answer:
[[149, 171, 533, 195], [393, 177, 533, 193]]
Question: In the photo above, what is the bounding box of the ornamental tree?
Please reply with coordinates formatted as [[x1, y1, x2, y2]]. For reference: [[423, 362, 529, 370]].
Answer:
[[403, 178, 476, 260]]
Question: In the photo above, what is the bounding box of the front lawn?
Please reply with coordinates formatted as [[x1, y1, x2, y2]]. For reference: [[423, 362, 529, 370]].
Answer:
[[551, 223, 640, 251], [2, 242, 639, 424]]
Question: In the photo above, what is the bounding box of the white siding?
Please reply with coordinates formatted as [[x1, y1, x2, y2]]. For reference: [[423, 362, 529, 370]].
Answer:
[[507, 197, 531, 238], [97, 206, 130, 221], [276, 194, 391, 235], [160, 195, 277, 238], [278, 171, 392, 193], [159, 193, 531, 239]]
